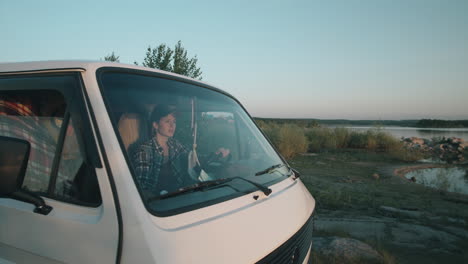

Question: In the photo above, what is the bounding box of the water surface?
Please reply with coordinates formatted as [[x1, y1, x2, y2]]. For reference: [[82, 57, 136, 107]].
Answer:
[[404, 167, 468, 195], [339, 126, 468, 141]]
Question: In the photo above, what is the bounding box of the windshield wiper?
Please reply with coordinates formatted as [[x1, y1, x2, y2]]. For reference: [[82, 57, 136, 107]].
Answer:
[[148, 177, 272, 201], [255, 164, 285, 176]]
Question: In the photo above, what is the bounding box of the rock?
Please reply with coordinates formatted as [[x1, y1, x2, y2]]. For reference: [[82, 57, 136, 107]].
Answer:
[[460, 142, 468, 150], [301, 153, 318, 156], [448, 137, 464, 144], [372, 173, 380, 180], [434, 144, 444, 151], [410, 137, 425, 145], [379, 206, 424, 218], [313, 236, 383, 261], [401, 136, 465, 163]]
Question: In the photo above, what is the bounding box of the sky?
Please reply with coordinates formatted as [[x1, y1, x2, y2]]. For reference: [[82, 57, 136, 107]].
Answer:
[[1, 0, 467, 120]]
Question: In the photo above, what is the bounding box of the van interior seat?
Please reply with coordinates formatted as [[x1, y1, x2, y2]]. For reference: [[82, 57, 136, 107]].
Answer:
[[117, 112, 149, 155]]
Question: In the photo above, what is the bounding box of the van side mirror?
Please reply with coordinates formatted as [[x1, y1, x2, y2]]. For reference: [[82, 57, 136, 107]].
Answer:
[[0, 136, 53, 215], [292, 168, 301, 180], [0, 136, 30, 196]]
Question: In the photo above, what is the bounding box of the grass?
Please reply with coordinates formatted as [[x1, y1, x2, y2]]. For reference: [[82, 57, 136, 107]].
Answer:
[[296, 150, 468, 220], [295, 149, 468, 263]]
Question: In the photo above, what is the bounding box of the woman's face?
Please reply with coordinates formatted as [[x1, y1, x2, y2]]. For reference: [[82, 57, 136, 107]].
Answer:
[[153, 113, 176, 138]]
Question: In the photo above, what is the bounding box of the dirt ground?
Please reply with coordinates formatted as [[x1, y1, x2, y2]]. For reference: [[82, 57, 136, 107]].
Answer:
[[293, 150, 468, 263]]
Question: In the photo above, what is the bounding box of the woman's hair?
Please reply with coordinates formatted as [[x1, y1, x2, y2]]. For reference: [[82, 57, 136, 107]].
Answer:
[[150, 104, 176, 124]]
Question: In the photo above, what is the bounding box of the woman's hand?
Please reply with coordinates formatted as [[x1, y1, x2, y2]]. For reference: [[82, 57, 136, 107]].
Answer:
[[215, 148, 230, 158]]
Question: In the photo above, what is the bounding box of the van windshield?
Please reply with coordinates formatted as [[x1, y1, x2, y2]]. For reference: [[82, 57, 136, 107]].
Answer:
[[99, 70, 290, 216]]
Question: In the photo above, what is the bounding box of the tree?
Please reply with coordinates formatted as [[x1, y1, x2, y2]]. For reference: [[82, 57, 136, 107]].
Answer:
[[142, 44, 173, 71], [103, 52, 120, 62], [142, 41, 203, 80], [172, 41, 202, 80]]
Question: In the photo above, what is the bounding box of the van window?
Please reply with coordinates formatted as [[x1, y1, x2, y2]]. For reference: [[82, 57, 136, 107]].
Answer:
[[0, 76, 101, 206], [99, 71, 290, 216]]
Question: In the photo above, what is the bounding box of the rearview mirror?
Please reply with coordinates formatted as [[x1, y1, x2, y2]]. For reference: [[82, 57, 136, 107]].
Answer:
[[0, 136, 30, 196]]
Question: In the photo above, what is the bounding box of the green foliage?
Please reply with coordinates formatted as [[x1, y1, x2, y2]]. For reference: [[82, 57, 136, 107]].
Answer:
[[103, 52, 120, 62], [276, 124, 308, 159], [334, 127, 350, 148], [306, 127, 337, 152], [143, 44, 173, 71], [142, 40, 203, 80], [257, 121, 280, 145], [255, 118, 320, 128], [365, 130, 378, 150], [388, 145, 426, 162], [258, 119, 431, 162], [172, 41, 203, 80], [375, 131, 401, 151], [254, 117, 419, 127], [254, 117, 468, 129], [258, 122, 307, 159], [306, 126, 400, 152], [416, 119, 468, 128], [348, 131, 367, 149]]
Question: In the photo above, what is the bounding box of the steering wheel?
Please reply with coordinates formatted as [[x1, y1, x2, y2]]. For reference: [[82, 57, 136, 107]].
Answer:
[[206, 151, 231, 166]]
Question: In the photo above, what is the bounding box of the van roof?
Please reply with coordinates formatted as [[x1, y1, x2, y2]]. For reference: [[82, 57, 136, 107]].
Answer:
[[0, 60, 190, 80], [0, 60, 235, 101]]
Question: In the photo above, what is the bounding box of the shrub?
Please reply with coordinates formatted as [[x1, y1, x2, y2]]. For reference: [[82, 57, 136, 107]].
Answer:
[[260, 122, 428, 162], [376, 131, 401, 151], [365, 130, 378, 150], [306, 127, 337, 152], [258, 122, 307, 159], [276, 124, 308, 159], [334, 127, 350, 148], [348, 131, 367, 149]]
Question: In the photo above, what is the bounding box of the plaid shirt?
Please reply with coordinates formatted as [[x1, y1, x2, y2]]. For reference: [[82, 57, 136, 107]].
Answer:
[[132, 137, 189, 194]]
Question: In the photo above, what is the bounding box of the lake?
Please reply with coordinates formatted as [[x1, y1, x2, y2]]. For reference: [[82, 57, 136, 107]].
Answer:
[[333, 126, 468, 141]]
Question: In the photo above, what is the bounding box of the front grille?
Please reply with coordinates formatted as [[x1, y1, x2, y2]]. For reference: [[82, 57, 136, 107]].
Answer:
[[256, 213, 313, 264]]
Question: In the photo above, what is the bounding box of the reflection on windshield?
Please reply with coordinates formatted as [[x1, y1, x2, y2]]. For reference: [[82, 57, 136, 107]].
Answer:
[[100, 71, 289, 215]]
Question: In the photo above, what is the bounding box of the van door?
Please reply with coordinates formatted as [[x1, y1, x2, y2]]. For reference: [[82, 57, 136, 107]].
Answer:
[[0, 73, 119, 263]]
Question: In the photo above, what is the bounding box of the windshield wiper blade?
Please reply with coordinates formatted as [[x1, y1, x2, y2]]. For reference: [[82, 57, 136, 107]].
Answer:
[[255, 164, 285, 176], [232, 176, 272, 196], [148, 176, 272, 201], [147, 178, 231, 201]]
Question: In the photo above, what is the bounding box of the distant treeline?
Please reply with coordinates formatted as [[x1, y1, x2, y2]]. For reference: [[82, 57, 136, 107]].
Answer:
[[254, 118, 419, 127], [254, 118, 468, 128], [415, 119, 468, 128]]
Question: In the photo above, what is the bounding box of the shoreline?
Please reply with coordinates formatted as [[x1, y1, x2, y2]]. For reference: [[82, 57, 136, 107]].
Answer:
[[392, 164, 451, 178]]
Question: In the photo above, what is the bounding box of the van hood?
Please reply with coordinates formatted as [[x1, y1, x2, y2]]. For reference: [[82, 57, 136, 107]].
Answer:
[[145, 178, 315, 263]]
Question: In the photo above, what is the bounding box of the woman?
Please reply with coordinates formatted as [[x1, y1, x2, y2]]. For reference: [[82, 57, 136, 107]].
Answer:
[[132, 104, 229, 196]]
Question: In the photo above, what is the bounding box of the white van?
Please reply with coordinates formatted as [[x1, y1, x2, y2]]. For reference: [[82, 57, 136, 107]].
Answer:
[[0, 61, 315, 264]]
